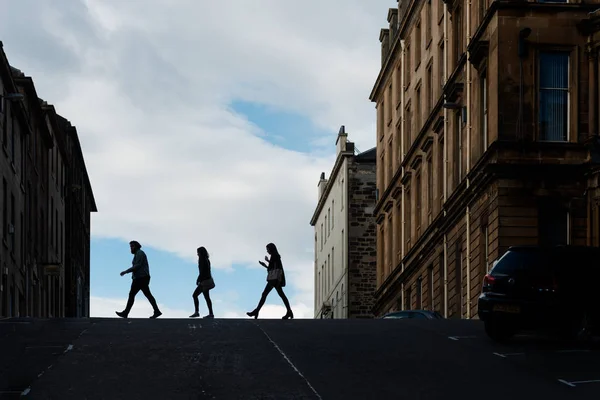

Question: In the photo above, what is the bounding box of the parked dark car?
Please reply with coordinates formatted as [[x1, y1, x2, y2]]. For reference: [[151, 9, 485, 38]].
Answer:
[[381, 310, 444, 320], [478, 245, 600, 342]]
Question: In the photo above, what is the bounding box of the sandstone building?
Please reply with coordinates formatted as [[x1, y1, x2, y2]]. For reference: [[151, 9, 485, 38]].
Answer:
[[0, 42, 96, 318], [310, 126, 377, 318], [370, 0, 600, 318]]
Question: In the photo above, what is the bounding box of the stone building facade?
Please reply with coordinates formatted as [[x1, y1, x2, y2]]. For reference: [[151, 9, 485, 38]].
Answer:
[[0, 41, 96, 318], [370, 0, 600, 318], [310, 126, 377, 318], [346, 157, 378, 318]]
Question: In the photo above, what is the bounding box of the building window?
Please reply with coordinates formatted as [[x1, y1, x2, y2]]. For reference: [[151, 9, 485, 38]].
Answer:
[[438, 0, 444, 24], [389, 84, 394, 123], [396, 64, 402, 105], [427, 62, 434, 113], [404, 102, 412, 154], [405, 285, 412, 310], [416, 171, 422, 236], [405, 44, 411, 89], [2, 178, 7, 240], [9, 193, 14, 251], [379, 225, 385, 283], [455, 112, 462, 184], [396, 201, 402, 261], [538, 51, 569, 142], [331, 201, 334, 228], [405, 185, 412, 249], [455, 242, 463, 318], [426, 0, 432, 45], [341, 229, 344, 267], [378, 102, 384, 140], [427, 154, 433, 219], [439, 40, 445, 91], [320, 223, 323, 250], [327, 255, 330, 291], [481, 71, 488, 151], [331, 247, 334, 286], [416, 277, 423, 309], [438, 251, 445, 314], [388, 140, 393, 185], [415, 21, 421, 68], [538, 198, 568, 245], [453, 7, 464, 64], [438, 135, 444, 208], [387, 216, 393, 275], [341, 180, 344, 210], [415, 84, 422, 132], [428, 265, 434, 310]]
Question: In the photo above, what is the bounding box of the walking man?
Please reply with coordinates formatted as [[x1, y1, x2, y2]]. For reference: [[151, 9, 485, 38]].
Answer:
[[116, 240, 162, 319]]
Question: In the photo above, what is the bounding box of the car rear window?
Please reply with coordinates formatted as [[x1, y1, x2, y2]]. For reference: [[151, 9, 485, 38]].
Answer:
[[490, 249, 551, 275]]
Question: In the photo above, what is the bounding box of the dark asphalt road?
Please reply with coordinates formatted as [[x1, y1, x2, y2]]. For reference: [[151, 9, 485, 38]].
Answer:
[[1, 317, 599, 399]]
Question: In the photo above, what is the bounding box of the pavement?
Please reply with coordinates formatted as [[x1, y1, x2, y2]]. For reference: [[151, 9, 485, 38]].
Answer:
[[0, 316, 599, 399]]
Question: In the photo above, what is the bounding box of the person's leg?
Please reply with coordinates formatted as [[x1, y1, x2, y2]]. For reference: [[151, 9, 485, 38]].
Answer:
[[247, 282, 274, 318], [202, 289, 214, 317], [139, 277, 161, 317], [190, 285, 202, 317], [275, 285, 293, 318], [118, 279, 142, 317]]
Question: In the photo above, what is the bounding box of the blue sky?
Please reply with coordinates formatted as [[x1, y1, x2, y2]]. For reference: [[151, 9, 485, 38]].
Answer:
[[0, 0, 390, 319]]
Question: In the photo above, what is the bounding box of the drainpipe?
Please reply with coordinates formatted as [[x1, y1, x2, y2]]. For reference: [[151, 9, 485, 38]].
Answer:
[[400, 40, 406, 271], [464, 0, 473, 319], [442, 2, 449, 319]]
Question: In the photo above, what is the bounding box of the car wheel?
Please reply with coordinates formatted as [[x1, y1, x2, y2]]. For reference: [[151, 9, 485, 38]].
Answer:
[[484, 318, 517, 342]]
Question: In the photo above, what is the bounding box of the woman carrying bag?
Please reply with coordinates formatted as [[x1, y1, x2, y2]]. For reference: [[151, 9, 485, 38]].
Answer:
[[247, 243, 294, 320], [190, 246, 215, 318]]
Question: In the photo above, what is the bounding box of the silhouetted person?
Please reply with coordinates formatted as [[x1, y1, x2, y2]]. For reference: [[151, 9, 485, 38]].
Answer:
[[116, 241, 162, 319], [247, 243, 293, 319], [190, 246, 215, 319]]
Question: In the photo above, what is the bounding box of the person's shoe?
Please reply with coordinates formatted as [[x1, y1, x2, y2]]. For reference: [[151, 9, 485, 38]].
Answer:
[[150, 311, 162, 319], [246, 310, 258, 319], [282, 311, 294, 320], [189, 312, 200, 318], [115, 311, 128, 319], [203, 314, 214, 319]]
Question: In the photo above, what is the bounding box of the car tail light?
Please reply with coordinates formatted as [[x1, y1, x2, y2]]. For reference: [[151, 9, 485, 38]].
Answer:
[[482, 274, 495, 292]]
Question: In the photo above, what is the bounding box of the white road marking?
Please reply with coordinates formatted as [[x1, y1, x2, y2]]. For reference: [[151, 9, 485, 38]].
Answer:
[[571, 379, 600, 385], [64, 344, 74, 354], [558, 379, 576, 387], [558, 378, 600, 387], [255, 324, 322, 400], [21, 387, 31, 396], [448, 335, 477, 341], [493, 352, 525, 358]]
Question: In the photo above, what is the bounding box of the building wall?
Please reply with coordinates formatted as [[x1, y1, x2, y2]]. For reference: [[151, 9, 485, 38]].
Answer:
[[313, 156, 348, 319], [347, 159, 377, 318], [370, 1, 597, 318], [0, 42, 96, 318]]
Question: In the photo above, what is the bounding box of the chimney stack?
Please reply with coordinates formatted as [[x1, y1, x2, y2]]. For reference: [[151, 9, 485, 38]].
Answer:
[[336, 125, 348, 156], [317, 172, 328, 199]]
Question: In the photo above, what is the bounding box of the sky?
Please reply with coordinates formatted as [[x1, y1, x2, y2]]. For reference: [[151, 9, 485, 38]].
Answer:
[[0, 0, 392, 319]]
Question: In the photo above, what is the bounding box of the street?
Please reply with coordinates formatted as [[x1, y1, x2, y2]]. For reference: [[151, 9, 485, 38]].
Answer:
[[0, 317, 599, 399]]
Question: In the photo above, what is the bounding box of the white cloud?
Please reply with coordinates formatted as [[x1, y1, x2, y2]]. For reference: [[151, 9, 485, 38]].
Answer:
[[0, 0, 393, 316]]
